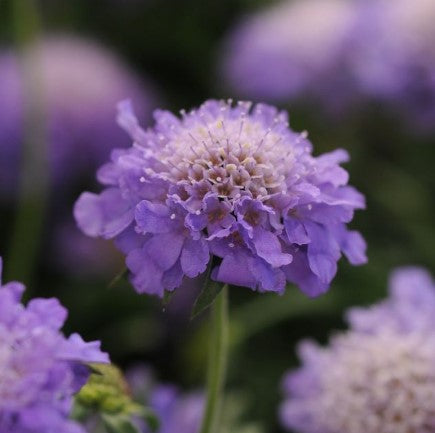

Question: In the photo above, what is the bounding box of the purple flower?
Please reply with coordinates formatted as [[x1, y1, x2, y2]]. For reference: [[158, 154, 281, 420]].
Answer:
[[221, 0, 360, 113], [126, 366, 203, 433], [280, 267, 435, 433], [0, 35, 157, 199], [222, 0, 435, 130], [75, 99, 366, 297], [351, 0, 435, 132], [0, 257, 109, 433], [347, 266, 435, 335], [51, 221, 123, 277], [147, 386, 203, 433]]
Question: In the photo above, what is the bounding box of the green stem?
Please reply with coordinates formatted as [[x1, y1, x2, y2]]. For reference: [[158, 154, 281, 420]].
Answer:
[[6, 0, 47, 286], [199, 284, 229, 433]]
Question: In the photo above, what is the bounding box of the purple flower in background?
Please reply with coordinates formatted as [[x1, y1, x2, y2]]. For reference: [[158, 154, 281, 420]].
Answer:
[[127, 366, 203, 433], [352, 0, 435, 131], [222, 0, 435, 129], [221, 0, 359, 112], [0, 257, 109, 433], [347, 267, 435, 334], [0, 35, 157, 198], [75, 99, 366, 297], [51, 222, 123, 277], [147, 386, 203, 433], [280, 267, 435, 433]]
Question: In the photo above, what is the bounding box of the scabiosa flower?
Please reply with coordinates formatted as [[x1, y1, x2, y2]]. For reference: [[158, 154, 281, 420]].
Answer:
[[221, 0, 359, 112], [352, 0, 435, 131], [127, 365, 203, 433], [280, 267, 435, 433], [347, 267, 435, 335], [0, 257, 109, 433], [145, 386, 203, 433], [75, 99, 366, 297], [0, 35, 156, 198]]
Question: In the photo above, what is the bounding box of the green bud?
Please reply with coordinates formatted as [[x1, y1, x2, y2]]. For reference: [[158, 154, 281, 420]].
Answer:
[[75, 363, 134, 415]]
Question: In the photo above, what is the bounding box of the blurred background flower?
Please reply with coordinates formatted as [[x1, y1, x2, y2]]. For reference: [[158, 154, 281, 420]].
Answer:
[[352, 0, 435, 133], [127, 365, 204, 433], [220, 0, 360, 114], [0, 35, 157, 199], [126, 364, 264, 433], [280, 267, 435, 433], [0, 34, 158, 279], [221, 0, 435, 132]]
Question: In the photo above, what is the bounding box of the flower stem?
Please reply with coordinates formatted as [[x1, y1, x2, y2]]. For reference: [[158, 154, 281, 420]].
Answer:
[[6, 0, 48, 286], [199, 284, 229, 433]]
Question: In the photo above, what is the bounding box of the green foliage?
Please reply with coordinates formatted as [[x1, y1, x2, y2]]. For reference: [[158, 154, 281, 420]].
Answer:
[[192, 261, 224, 319]]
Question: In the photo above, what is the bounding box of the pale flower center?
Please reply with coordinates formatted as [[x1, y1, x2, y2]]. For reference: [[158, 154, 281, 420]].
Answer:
[[155, 112, 299, 200], [313, 331, 435, 433]]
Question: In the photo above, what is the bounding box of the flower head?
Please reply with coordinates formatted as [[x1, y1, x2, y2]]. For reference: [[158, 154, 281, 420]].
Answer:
[[347, 267, 435, 334], [0, 257, 109, 433], [221, 0, 359, 112], [0, 35, 156, 198], [280, 267, 435, 433], [127, 365, 203, 433], [75, 99, 366, 297], [352, 0, 435, 131], [146, 386, 203, 433]]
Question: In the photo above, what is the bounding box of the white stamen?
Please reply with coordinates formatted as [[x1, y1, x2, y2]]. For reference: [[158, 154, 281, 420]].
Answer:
[[188, 132, 199, 143]]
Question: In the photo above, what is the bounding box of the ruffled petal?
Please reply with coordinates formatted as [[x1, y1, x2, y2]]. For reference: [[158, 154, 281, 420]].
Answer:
[[305, 222, 340, 284], [284, 248, 329, 297], [251, 227, 293, 267], [339, 229, 367, 265], [213, 249, 256, 289], [135, 200, 172, 234], [116, 99, 148, 147], [58, 333, 109, 363], [284, 217, 310, 245], [74, 189, 133, 238], [180, 238, 210, 278], [144, 233, 184, 271], [249, 257, 287, 293], [162, 261, 184, 291], [313, 149, 350, 186], [126, 248, 165, 296], [27, 298, 67, 330]]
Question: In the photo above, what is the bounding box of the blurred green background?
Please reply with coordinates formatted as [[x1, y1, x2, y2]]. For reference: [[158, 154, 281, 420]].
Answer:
[[0, 1, 434, 432]]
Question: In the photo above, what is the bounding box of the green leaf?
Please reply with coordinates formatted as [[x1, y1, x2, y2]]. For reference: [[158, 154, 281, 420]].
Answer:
[[191, 263, 224, 318], [108, 267, 129, 289], [102, 414, 142, 433], [162, 290, 175, 309]]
